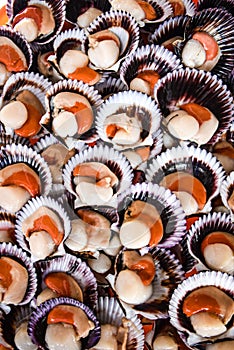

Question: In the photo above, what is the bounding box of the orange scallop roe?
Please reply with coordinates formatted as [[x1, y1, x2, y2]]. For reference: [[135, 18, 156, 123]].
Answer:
[[0, 170, 40, 197], [130, 258, 156, 286], [47, 305, 76, 326], [45, 272, 72, 296], [0, 258, 12, 290], [63, 101, 93, 135], [186, 216, 199, 230], [136, 70, 160, 95], [68, 66, 100, 84], [169, 0, 185, 16], [28, 215, 64, 245], [149, 217, 164, 246], [0, 45, 27, 72], [183, 291, 221, 317], [15, 103, 42, 137], [192, 32, 219, 61], [12, 6, 42, 30], [180, 102, 212, 124], [136, 0, 157, 20], [0, 5, 8, 26], [201, 231, 234, 253], [0, 345, 12, 350]]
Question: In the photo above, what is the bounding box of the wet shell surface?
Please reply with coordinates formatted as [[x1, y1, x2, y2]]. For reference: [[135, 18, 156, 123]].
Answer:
[[95, 90, 162, 151], [113, 247, 185, 319], [41, 78, 103, 149], [154, 68, 234, 146], [120, 44, 182, 90], [63, 143, 134, 208], [81, 9, 140, 71], [197, 0, 234, 16], [0, 143, 52, 198], [27, 296, 101, 348], [7, 0, 66, 45], [168, 271, 234, 348], [95, 296, 145, 349], [186, 212, 234, 274], [0, 242, 37, 306], [35, 253, 98, 310], [146, 145, 225, 214], [14, 195, 71, 261], [179, 8, 234, 79], [117, 181, 186, 249], [220, 171, 234, 219]]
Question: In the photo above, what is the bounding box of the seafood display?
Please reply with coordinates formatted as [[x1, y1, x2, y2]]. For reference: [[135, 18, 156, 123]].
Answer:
[[0, 0, 233, 349]]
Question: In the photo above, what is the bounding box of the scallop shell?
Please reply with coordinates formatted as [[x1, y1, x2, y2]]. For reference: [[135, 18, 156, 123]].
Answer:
[[179, 8, 234, 79], [0, 143, 52, 198], [81, 9, 140, 71], [113, 246, 185, 319], [175, 0, 197, 17], [15, 195, 71, 261], [168, 271, 234, 348], [220, 171, 234, 220], [7, 0, 66, 46], [186, 212, 234, 274], [0, 242, 37, 306], [197, 0, 234, 16], [35, 254, 98, 310], [41, 78, 104, 149], [117, 182, 186, 249], [95, 90, 162, 151], [0, 133, 31, 148], [94, 73, 128, 98], [120, 44, 182, 89], [154, 68, 234, 146], [0, 211, 16, 244], [0, 26, 33, 73], [27, 297, 101, 348], [0, 71, 52, 111], [63, 143, 134, 208], [0, 309, 13, 349], [95, 296, 145, 349], [65, 0, 111, 27], [146, 145, 225, 213]]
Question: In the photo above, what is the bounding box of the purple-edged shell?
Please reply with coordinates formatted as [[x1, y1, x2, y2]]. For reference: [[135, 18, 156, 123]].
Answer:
[[117, 182, 186, 249], [7, 0, 66, 46], [62, 144, 134, 209], [35, 254, 98, 310], [169, 271, 234, 348], [15, 195, 71, 261], [119, 44, 182, 92], [186, 212, 234, 274], [112, 247, 185, 319], [0, 242, 37, 306], [95, 296, 145, 349], [197, 0, 234, 16], [81, 9, 140, 71], [154, 68, 233, 146], [65, 0, 111, 27], [146, 145, 225, 214], [41, 79, 103, 149], [220, 171, 234, 220], [28, 297, 101, 349], [177, 8, 234, 79], [0, 26, 32, 84]]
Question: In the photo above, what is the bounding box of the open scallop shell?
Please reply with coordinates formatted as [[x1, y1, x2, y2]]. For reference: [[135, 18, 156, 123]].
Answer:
[[81, 9, 140, 72], [186, 212, 234, 274], [117, 182, 186, 249], [94, 73, 128, 98], [35, 254, 98, 310], [95, 296, 145, 349], [41, 78, 103, 149], [120, 44, 182, 90], [0, 242, 37, 306], [0, 211, 16, 244], [7, 0, 66, 46], [0, 133, 31, 148], [15, 195, 71, 261], [0, 309, 13, 349], [197, 0, 234, 16], [27, 297, 101, 349], [146, 145, 225, 214], [220, 171, 234, 220], [168, 271, 234, 348], [95, 90, 162, 151], [0, 26, 33, 75], [178, 8, 234, 79], [62, 143, 134, 209], [154, 68, 234, 146], [112, 247, 185, 319]]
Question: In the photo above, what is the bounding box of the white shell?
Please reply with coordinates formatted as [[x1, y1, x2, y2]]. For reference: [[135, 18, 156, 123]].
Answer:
[[220, 171, 234, 220]]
